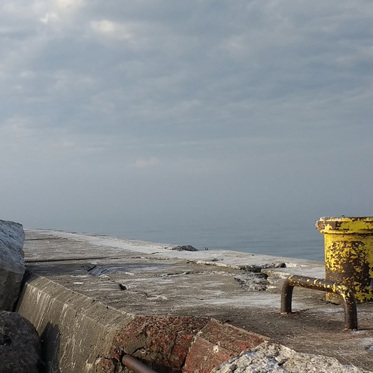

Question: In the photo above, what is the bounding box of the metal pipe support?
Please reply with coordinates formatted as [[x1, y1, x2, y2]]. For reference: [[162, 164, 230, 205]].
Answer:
[[281, 275, 358, 330], [121, 354, 158, 373]]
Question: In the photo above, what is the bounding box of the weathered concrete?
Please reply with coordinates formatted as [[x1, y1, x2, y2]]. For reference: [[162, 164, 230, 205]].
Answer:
[[0, 310, 41, 373], [0, 220, 25, 310], [17, 229, 373, 372]]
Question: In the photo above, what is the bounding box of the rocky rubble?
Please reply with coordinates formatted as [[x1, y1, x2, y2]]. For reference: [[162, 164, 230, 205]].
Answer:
[[211, 342, 368, 373]]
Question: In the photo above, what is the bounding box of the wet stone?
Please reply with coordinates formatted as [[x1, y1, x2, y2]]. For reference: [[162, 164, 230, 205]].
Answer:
[[0, 311, 41, 373], [0, 220, 25, 310]]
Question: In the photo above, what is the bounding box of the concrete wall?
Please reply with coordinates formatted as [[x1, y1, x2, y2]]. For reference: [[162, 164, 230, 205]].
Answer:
[[17, 273, 267, 372]]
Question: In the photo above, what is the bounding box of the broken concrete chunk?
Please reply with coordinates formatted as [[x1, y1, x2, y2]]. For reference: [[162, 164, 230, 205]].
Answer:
[[234, 273, 268, 292], [211, 342, 367, 373], [239, 262, 286, 272], [0, 220, 25, 310]]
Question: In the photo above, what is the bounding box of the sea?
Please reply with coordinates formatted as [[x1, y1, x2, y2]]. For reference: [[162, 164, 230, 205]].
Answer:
[[112, 216, 325, 262]]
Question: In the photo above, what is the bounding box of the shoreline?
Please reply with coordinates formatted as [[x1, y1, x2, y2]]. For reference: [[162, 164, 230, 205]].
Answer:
[[24, 224, 325, 262]]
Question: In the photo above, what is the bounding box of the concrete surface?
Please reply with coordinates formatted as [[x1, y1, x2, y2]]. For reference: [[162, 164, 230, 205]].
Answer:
[[17, 230, 373, 372]]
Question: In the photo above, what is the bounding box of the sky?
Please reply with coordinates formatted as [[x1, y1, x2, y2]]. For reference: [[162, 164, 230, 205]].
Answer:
[[1, 0, 373, 245]]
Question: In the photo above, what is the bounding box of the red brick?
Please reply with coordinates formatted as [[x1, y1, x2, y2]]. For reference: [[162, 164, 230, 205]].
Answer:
[[111, 315, 208, 371], [183, 319, 268, 373], [98, 316, 267, 372], [200, 319, 267, 353], [183, 336, 232, 373]]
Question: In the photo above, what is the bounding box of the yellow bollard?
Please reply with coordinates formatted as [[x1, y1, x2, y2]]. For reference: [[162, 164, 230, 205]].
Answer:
[[316, 217, 373, 304]]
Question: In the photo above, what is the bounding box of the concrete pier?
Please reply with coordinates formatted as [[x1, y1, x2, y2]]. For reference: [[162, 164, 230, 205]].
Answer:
[[17, 230, 373, 372]]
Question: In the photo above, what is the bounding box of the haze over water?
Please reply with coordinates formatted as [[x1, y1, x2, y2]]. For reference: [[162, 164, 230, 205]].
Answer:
[[102, 215, 325, 262]]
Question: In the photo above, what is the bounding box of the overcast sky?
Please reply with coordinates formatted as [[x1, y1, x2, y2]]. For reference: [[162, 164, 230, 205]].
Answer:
[[1, 0, 373, 239]]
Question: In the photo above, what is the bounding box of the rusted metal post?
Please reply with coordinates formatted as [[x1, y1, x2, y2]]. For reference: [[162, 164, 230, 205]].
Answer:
[[281, 275, 358, 330], [121, 355, 158, 373], [316, 217, 373, 303]]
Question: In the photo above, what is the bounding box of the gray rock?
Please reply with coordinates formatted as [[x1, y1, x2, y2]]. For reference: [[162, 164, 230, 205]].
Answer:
[[211, 342, 368, 373], [0, 311, 41, 373], [0, 220, 25, 310], [170, 245, 198, 251]]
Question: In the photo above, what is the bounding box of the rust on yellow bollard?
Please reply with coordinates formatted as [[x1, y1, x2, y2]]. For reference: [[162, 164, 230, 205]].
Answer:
[[316, 217, 373, 303]]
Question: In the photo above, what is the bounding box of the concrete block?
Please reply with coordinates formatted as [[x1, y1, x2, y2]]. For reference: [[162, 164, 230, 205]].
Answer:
[[17, 272, 269, 373], [0, 220, 25, 310], [16, 274, 133, 373]]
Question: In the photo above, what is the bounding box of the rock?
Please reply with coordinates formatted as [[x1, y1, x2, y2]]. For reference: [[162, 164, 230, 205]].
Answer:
[[234, 273, 268, 292], [0, 311, 41, 373], [0, 220, 25, 310], [170, 245, 198, 252], [211, 342, 367, 373]]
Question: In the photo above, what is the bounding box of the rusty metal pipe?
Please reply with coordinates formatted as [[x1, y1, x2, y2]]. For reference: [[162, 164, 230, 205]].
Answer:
[[281, 275, 358, 330], [121, 355, 158, 373]]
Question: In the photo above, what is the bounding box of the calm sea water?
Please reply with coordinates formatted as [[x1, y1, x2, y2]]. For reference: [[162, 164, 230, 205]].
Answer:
[[114, 217, 325, 262]]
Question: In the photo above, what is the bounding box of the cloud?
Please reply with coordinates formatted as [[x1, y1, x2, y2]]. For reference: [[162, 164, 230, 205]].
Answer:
[[1, 1, 372, 144], [39, 12, 58, 24], [90, 19, 133, 41], [47, 70, 97, 94], [132, 157, 160, 169], [53, 0, 84, 10]]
